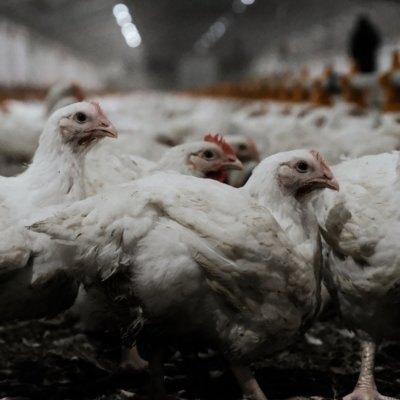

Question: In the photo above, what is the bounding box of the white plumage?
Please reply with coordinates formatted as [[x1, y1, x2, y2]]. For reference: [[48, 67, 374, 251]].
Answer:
[[31, 149, 338, 400], [312, 151, 400, 400], [84, 134, 242, 195], [3, 92, 400, 177], [0, 101, 117, 321], [2, 88, 400, 398]]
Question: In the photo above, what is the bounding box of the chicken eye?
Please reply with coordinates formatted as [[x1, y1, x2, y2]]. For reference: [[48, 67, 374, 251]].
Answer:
[[203, 150, 215, 159], [295, 161, 309, 173], [238, 144, 247, 151], [74, 112, 87, 123]]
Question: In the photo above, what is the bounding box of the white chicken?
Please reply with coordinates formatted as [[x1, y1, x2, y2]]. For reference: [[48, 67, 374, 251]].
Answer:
[[0, 99, 45, 164], [31, 149, 338, 400], [224, 135, 260, 187], [84, 133, 243, 196], [76, 133, 243, 370], [2, 89, 400, 175], [312, 151, 400, 400], [0, 101, 117, 321]]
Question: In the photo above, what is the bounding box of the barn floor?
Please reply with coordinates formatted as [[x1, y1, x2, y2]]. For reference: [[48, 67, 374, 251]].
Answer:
[[0, 314, 399, 400]]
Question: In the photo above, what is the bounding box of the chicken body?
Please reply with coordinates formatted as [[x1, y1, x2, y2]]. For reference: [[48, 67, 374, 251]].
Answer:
[[0, 100, 45, 164], [84, 135, 242, 196], [3, 91, 400, 175], [32, 149, 338, 399], [0, 102, 117, 322], [312, 151, 400, 400], [75, 135, 242, 369]]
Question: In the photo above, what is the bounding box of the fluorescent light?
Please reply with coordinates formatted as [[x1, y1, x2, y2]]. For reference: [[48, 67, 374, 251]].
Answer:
[[240, 0, 255, 4], [113, 3, 128, 17], [116, 10, 132, 26], [121, 22, 138, 36], [126, 34, 142, 47], [211, 21, 226, 37], [113, 3, 142, 48]]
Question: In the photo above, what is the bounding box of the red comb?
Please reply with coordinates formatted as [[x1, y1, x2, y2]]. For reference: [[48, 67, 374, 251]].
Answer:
[[203, 134, 235, 156], [310, 149, 325, 163], [90, 101, 111, 125], [310, 149, 333, 178]]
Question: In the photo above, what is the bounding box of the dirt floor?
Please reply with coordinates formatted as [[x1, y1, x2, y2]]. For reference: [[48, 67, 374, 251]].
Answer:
[[0, 313, 399, 400]]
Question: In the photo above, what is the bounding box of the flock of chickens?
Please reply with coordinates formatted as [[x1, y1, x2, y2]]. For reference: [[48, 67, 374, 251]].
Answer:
[[0, 77, 399, 400]]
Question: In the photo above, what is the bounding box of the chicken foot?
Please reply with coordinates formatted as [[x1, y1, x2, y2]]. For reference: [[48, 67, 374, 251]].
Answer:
[[344, 340, 399, 400], [120, 345, 149, 371], [231, 363, 267, 400]]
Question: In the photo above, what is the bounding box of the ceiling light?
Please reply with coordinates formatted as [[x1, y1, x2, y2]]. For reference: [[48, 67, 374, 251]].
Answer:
[[113, 3, 142, 48], [113, 3, 128, 17], [116, 11, 132, 26], [126, 35, 142, 48], [121, 23, 138, 36], [211, 21, 226, 38]]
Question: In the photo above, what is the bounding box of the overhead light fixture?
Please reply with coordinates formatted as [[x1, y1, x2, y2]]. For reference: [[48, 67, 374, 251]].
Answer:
[[193, 0, 250, 54], [112, 3, 142, 48], [210, 20, 226, 39], [121, 23, 138, 36], [122, 23, 142, 48], [126, 34, 142, 48], [113, 3, 128, 17], [116, 10, 132, 26]]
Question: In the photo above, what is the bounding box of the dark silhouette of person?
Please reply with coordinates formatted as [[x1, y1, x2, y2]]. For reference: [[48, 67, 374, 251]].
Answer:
[[349, 15, 381, 73]]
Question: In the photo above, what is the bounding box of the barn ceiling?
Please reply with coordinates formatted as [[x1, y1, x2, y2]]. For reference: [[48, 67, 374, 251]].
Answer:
[[0, 0, 399, 88], [0, 0, 243, 64]]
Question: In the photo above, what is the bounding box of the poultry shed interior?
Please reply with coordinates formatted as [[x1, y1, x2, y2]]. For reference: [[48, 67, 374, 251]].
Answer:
[[1, 1, 400, 400]]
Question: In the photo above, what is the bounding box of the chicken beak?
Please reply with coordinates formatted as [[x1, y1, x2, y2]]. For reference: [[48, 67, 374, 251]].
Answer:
[[308, 174, 339, 192], [311, 152, 339, 191], [85, 122, 118, 139], [325, 176, 340, 191], [296, 174, 339, 199], [296, 150, 339, 197], [224, 155, 244, 171], [319, 164, 339, 191]]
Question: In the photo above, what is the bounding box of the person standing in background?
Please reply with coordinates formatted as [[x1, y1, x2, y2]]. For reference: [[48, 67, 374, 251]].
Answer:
[[349, 15, 381, 73]]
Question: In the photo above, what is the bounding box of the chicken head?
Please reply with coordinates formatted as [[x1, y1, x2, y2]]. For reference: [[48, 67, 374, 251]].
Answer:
[[187, 134, 243, 182], [277, 149, 339, 198], [56, 101, 117, 150]]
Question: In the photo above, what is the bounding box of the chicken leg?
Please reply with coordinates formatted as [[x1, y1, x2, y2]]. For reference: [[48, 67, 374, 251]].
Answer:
[[120, 345, 149, 371], [231, 363, 267, 400], [344, 340, 398, 400], [147, 347, 170, 400]]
